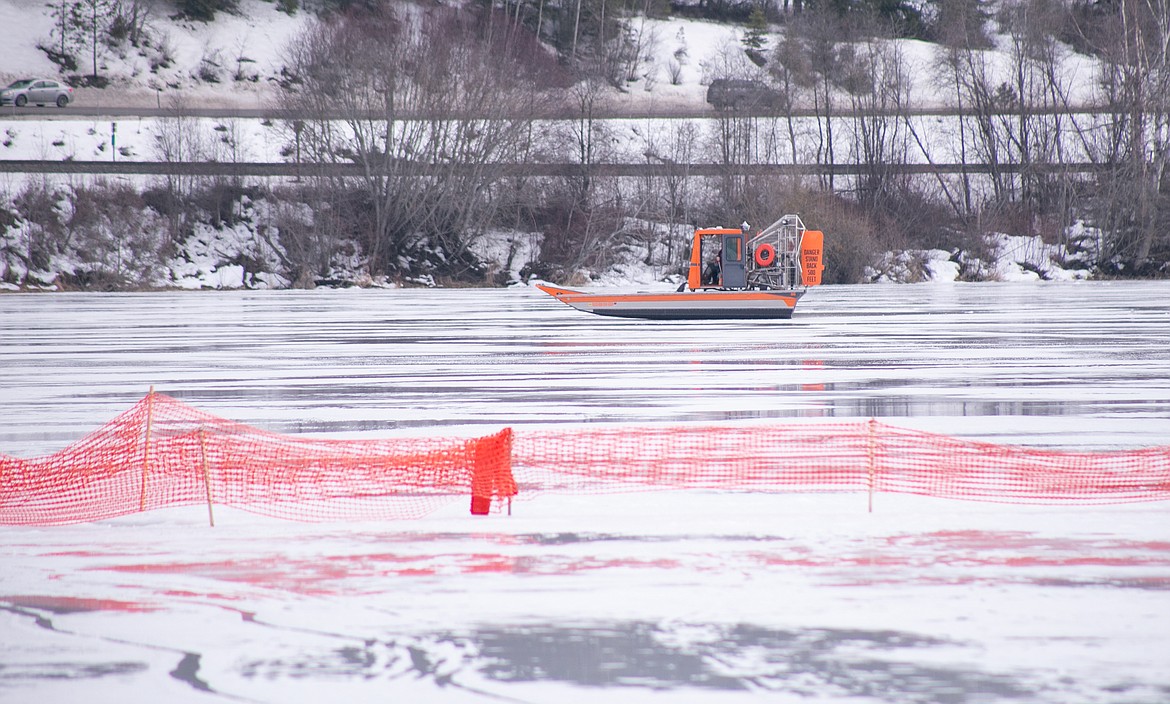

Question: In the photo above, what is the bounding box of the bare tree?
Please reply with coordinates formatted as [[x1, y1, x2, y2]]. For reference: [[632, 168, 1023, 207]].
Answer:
[[110, 0, 156, 46], [254, 189, 334, 288], [640, 120, 698, 267], [81, 0, 115, 81], [702, 44, 767, 215], [150, 98, 211, 242], [1083, 0, 1170, 266], [770, 30, 813, 189], [537, 75, 627, 272], [562, 76, 611, 209], [994, 0, 1076, 232], [839, 29, 913, 212], [939, 37, 1015, 206], [46, 0, 114, 80], [789, 7, 848, 192], [279, 5, 544, 280]]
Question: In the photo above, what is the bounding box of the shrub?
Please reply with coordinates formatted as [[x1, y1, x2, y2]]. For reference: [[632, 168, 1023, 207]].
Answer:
[[177, 0, 239, 22]]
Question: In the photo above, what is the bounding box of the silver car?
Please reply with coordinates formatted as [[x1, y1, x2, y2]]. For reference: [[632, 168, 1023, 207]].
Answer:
[[1, 78, 74, 107]]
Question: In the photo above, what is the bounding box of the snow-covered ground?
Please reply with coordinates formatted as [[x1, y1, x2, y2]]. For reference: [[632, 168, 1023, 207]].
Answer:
[[4, 9, 1165, 700], [0, 0, 1108, 110], [0, 0, 304, 108], [2, 283, 1170, 703], [0, 0, 737, 111], [5, 496, 1168, 704], [0, 0, 1119, 289]]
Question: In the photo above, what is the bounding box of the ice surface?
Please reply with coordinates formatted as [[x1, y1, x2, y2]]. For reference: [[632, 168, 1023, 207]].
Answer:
[[2, 281, 1167, 452], [2, 282, 1170, 703]]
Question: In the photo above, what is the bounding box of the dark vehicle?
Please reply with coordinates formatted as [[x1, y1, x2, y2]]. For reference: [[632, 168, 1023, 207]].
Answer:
[[706, 78, 780, 110], [1, 78, 73, 107]]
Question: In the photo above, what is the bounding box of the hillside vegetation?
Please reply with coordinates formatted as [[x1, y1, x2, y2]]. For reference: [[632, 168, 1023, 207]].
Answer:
[[2, 0, 1169, 290]]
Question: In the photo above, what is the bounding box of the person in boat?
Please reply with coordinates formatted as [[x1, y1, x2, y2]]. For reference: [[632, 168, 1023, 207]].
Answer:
[[703, 249, 721, 286]]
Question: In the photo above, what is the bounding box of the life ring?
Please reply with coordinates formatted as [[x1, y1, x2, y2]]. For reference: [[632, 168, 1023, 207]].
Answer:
[[754, 243, 776, 267]]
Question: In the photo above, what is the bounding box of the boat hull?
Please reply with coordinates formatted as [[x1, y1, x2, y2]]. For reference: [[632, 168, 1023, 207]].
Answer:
[[537, 284, 804, 320]]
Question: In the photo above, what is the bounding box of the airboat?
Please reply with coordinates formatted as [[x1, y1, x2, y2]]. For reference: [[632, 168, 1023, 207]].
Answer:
[[537, 214, 824, 320]]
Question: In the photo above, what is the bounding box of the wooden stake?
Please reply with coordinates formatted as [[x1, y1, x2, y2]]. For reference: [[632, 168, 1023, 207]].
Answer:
[[139, 386, 155, 512], [199, 428, 215, 528], [867, 418, 877, 514]]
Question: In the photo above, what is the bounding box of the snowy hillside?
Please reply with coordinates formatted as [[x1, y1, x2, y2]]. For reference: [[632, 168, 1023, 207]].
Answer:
[[0, 0, 304, 108], [0, 0, 1105, 112], [0, 0, 735, 111], [0, 1, 1123, 289]]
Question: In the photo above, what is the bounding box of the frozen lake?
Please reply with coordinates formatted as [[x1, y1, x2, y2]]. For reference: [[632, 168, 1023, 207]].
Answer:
[[3, 281, 1170, 453], [2, 281, 1170, 703]]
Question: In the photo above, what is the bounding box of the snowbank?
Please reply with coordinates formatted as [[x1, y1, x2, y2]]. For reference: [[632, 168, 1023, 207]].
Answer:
[[866, 230, 1094, 284]]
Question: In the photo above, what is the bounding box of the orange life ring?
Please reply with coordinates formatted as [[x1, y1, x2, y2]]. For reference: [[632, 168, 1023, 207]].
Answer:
[[754, 243, 776, 267]]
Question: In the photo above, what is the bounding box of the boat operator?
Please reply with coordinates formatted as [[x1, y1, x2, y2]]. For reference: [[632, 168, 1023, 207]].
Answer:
[[703, 249, 721, 286]]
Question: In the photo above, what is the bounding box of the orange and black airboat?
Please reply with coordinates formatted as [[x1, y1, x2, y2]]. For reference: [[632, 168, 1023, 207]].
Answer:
[[537, 214, 825, 320]]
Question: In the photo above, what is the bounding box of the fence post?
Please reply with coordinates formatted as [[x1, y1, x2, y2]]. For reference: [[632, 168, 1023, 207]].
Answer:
[[199, 428, 215, 527], [867, 418, 877, 513], [138, 386, 156, 512]]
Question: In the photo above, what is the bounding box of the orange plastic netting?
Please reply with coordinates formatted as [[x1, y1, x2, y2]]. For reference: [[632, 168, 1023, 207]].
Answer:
[[0, 394, 514, 524], [1, 393, 1168, 525]]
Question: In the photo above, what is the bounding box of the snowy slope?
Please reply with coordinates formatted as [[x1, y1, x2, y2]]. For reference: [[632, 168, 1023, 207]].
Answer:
[[0, 0, 304, 109], [0, 1, 1105, 112], [0, 1, 1110, 288]]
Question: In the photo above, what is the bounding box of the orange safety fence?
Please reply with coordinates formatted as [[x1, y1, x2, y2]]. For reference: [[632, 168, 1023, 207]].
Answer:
[[1, 392, 1168, 525], [0, 393, 514, 525]]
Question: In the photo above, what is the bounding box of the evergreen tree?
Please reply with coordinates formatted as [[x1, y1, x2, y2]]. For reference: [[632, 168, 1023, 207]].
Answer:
[[744, 6, 768, 50]]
